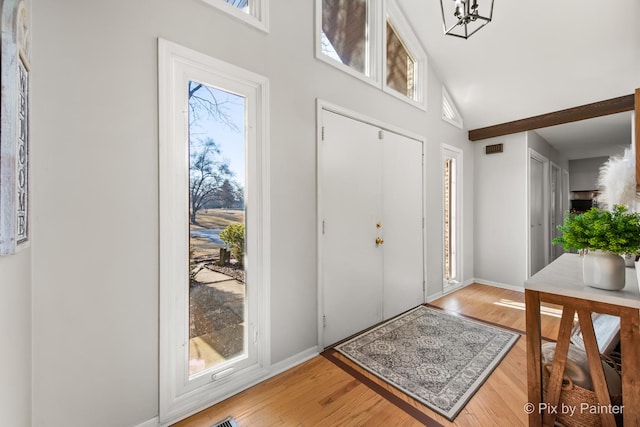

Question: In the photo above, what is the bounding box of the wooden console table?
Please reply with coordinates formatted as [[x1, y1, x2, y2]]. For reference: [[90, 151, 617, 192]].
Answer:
[[525, 253, 640, 426]]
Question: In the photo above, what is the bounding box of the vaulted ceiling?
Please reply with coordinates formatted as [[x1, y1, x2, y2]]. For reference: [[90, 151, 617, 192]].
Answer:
[[400, 0, 640, 157]]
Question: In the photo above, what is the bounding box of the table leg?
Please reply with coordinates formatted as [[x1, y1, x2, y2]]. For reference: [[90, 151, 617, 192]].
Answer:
[[576, 309, 615, 427], [525, 290, 542, 426], [620, 308, 640, 425], [543, 307, 575, 427]]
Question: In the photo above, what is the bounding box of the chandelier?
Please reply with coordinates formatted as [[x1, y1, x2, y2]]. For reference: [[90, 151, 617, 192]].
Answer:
[[440, 0, 494, 39]]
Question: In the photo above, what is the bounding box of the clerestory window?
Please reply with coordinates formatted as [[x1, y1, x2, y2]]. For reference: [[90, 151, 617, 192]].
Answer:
[[383, 0, 426, 108], [316, 0, 426, 110], [318, 0, 377, 82], [442, 86, 464, 128], [202, 0, 269, 32]]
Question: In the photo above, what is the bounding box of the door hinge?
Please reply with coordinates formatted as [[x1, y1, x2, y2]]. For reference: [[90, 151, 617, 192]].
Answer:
[[321, 126, 325, 141], [322, 220, 325, 235], [378, 130, 384, 140], [323, 315, 326, 328]]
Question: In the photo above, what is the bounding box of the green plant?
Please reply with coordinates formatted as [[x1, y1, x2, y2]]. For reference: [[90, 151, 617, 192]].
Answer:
[[219, 223, 245, 265], [553, 205, 640, 255]]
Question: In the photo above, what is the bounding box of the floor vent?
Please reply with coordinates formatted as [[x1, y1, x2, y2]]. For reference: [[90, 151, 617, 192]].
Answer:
[[211, 417, 238, 427]]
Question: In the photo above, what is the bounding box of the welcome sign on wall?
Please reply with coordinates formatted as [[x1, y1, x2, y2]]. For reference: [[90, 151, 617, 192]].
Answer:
[[1, 0, 30, 255]]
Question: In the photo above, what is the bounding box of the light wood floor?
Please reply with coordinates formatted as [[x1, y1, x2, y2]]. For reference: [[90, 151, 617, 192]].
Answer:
[[173, 283, 563, 426]]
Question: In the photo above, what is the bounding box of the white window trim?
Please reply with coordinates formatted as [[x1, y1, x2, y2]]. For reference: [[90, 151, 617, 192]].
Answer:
[[201, 0, 269, 33], [442, 144, 463, 289], [158, 38, 271, 425], [314, 0, 381, 87], [383, 0, 427, 111], [314, 0, 427, 111], [442, 86, 463, 129]]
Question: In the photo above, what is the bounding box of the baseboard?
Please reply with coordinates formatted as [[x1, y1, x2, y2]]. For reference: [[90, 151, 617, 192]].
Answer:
[[426, 291, 443, 302], [134, 416, 159, 427], [473, 278, 524, 293], [149, 347, 319, 427], [425, 278, 477, 302], [269, 346, 319, 377]]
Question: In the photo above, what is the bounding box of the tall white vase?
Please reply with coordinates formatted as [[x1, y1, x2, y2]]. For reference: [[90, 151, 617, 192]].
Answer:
[[582, 250, 625, 290]]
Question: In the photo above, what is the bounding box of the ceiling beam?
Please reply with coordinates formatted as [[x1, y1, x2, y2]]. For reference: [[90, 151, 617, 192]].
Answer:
[[468, 94, 635, 141]]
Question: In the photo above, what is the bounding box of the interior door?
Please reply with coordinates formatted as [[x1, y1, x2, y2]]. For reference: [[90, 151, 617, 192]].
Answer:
[[381, 131, 424, 318], [321, 110, 384, 346], [530, 155, 546, 275]]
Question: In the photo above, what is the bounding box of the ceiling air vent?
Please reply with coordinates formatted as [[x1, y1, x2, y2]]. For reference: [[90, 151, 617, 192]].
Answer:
[[485, 143, 503, 155]]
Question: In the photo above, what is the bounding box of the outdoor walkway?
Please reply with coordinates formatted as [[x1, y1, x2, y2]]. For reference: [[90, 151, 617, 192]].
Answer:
[[188, 267, 245, 375]]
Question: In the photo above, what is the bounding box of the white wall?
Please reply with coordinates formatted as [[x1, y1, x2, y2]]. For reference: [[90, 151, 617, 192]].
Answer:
[[474, 134, 528, 288], [473, 132, 571, 288], [527, 131, 568, 171], [28, 1, 472, 426], [569, 156, 608, 191], [0, 250, 31, 427]]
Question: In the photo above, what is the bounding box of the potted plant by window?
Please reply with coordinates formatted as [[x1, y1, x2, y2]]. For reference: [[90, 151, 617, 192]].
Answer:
[[553, 205, 640, 290]]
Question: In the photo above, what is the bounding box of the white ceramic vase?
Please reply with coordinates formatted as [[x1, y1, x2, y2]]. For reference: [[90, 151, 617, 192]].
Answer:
[[582, 250, 625, 291]]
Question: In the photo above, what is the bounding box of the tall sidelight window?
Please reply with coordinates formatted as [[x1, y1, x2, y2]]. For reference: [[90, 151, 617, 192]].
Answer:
[[159, 39, 270, 425], [443, 145, 463, 288], [187, 82, 247, 377]]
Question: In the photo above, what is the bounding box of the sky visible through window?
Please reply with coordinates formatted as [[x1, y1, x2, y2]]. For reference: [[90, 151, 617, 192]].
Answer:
[[189, 85, 245, 187], [225, 0, 249, 12]]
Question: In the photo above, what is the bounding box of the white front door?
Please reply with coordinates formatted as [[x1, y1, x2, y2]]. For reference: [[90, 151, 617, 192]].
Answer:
[[381, 130, 424, 319], [321, 110, 384, 346], [320, 109, 424, 347]]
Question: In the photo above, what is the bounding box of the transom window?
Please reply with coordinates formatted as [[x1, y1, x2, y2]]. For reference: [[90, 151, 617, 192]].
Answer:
[[316, 0, 426, 110], [442, 86, 464, 128], [225, 0, 248, 10], [202, 0, 269, 32], [321, 0, 368, 75], [386, 21, 415, 99]]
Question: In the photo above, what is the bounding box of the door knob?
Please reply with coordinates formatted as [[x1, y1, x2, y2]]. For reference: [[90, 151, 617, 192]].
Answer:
[[375, 237, 384, 246]]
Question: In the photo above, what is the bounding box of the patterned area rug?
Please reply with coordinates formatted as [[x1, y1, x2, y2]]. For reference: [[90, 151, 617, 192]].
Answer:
[[335, 305, 519, 420]]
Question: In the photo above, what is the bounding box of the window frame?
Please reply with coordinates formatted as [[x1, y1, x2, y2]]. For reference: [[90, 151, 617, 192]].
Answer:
[[442, 144, 463, 289], [382, 0, 427, 110], [158, 38, 271, 425], [314, 0, 381, 87], [314, 0, 427, 111], [442, 86, 464, 129], [201, 0, 269, 33]]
